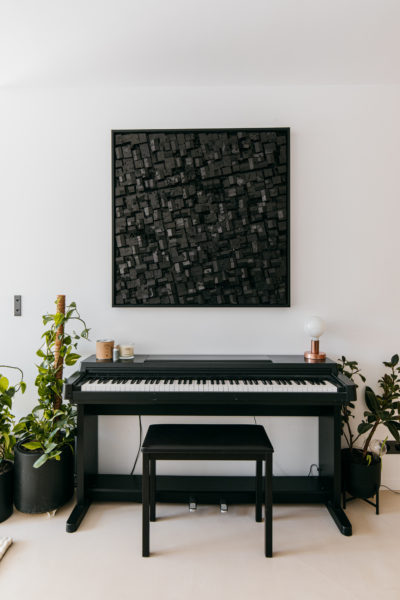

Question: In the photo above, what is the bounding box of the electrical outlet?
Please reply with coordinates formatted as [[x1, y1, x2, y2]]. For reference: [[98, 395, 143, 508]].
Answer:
[[385, 441, 400, 454], [14, 295, 21, 316]]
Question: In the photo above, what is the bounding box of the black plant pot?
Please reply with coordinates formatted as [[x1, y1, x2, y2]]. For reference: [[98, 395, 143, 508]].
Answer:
[[342, 448, 381, 499], [14, 442, 74, 513], [0, 460, 14, 522]]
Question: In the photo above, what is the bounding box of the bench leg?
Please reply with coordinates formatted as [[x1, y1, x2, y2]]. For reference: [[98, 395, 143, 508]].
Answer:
[[255, 460, 262, 522], [265, 455, 273, 557], [150, 459, 156, 522], [142, 454, 150, 557]]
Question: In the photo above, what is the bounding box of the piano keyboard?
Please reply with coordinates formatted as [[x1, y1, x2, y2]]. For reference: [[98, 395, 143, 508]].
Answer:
[[80, 377, 338, 393]]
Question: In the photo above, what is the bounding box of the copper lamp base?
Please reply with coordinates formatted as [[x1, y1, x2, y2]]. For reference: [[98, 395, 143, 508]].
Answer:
[[304, 340, 326, 363]]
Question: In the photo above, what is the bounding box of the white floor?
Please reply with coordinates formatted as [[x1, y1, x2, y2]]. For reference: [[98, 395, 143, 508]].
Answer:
[[0, 492, 399, 600]]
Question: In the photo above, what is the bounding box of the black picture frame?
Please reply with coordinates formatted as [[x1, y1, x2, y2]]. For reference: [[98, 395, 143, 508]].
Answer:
[[112, 128, 290, 307]]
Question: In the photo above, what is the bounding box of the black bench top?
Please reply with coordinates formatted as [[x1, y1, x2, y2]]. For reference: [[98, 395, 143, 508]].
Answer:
[[142, 424, 273, 454]]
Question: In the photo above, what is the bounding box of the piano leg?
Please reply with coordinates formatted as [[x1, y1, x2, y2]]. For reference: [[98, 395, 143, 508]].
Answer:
[[66, 407, 98, 533], [319, 408, 352, 536], [326, 501, 352, 536]]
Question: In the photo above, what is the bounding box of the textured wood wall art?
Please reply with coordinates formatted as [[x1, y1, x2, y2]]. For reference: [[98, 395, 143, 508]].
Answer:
[[112, 129, 290, 306]]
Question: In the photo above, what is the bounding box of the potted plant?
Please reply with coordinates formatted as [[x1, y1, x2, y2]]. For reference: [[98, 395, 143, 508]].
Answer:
[[0, 366, 25, 522], [14, 295, 89, 513], [338, 355, 400, 502]]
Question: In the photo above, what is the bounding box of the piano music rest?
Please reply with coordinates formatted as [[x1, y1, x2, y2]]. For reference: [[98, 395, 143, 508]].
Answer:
[[141, 424, 274, 557]]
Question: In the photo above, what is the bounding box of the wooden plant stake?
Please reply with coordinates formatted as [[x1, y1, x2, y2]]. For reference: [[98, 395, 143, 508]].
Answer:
[[53, 294, 65, 409]]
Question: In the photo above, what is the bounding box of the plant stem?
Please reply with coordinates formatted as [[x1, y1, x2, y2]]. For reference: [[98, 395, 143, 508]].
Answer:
[[345, 417, 353, 449], [0, 365, 24, 379], [363, 421, 380, 458]]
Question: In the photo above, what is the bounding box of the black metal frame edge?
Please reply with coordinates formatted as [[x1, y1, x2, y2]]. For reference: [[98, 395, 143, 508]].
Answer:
[[111, 127, 290, 308]]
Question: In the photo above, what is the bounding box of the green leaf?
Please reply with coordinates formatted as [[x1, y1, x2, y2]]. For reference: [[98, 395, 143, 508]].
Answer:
[[44, 441, 57, 453], [33, 453, 48, 468], [358, 422, 373, 435], [65, 353, 80, 366], [0, 376, 9, 393], [391, 354, 399, 367], [13, 422, 27, 433], [2, 393, 12, 409], [386, 421, 400, 441], [22, 440, 43, 451], [54, 313, 64, 327], [365, 387, 379, 413]]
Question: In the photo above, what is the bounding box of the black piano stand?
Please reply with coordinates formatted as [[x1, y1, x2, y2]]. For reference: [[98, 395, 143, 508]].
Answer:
[[66, 407, 352, 537]]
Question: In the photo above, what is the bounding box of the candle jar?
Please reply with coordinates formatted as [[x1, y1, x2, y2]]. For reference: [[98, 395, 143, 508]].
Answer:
[[96, 339, 114, 361], [119, 343, 134, 360]]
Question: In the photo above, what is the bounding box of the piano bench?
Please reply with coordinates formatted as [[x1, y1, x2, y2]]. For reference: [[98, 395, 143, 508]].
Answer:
[[141, 424, 274, 557]]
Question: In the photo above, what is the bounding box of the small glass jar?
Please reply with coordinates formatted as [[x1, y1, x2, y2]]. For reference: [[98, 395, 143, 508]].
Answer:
[[119, 342, 134, 360]]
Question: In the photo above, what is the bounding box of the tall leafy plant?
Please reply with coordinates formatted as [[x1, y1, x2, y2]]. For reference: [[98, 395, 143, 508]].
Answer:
[[0, 366, 25, 472], [15, 296, 89, 468], [360, 355, 400, 458], [338, 355, 400, 460]]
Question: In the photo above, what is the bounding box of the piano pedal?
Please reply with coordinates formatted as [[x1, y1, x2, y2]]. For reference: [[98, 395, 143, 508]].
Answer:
[[189, 498, 197, 512], [219, 499, 228, 513]]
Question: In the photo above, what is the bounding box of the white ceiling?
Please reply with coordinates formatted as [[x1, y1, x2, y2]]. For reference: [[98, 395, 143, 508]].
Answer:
[[1, 0, 399, 87]]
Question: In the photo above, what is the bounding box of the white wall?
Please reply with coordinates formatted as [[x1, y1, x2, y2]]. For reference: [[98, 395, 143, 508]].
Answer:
[[1, 85, 399, 485]]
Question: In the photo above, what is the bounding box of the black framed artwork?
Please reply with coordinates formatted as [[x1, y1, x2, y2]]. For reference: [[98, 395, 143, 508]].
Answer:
[[112, 128, 290, 306]]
